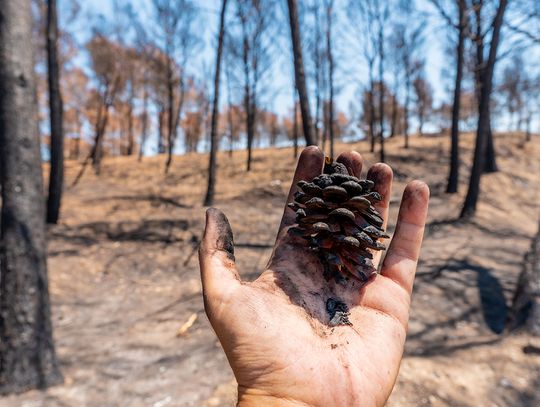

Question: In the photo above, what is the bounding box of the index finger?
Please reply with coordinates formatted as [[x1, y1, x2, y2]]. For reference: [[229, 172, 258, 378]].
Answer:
[[278, 146, 324, 234]]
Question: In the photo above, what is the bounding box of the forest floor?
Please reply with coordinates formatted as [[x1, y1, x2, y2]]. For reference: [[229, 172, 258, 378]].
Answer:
[[2, 132, 540, 407]]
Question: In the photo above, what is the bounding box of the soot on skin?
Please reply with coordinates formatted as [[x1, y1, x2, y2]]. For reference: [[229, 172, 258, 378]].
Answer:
[[209, 208, 235, 261], [326, 297, 352, 326]]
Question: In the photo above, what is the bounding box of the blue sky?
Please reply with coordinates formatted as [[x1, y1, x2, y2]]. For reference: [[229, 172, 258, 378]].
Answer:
[[61, 0, 539, 143], [65, 0, 448, 112]]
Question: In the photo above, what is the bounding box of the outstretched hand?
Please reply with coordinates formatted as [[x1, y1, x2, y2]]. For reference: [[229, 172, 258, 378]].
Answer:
[[199, 147, 429, 407]]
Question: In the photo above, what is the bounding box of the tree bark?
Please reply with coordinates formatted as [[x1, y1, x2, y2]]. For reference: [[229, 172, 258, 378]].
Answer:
[[377, 28, 385, 163], [157, 106, 165, 154], [446, 0, 466, 194], [403, 73, 411, 149], [293, 99, 299, 159], [138, 84, 148, 162], [389, 93, 397, 138], [368, 67, 376, 153], [126, 78, 135, 156], [507, 218, 540, 335], [326, 0, 335, 158], [204, 0, 228, 206], [287, 0, 315, 146], [0, 0, 63, 393], [472, 0, 498, 174], [461, 0, 507, 218], [165, 55, 175, 172], [46, 0, 64, 224], [91, 96, 111, 175]]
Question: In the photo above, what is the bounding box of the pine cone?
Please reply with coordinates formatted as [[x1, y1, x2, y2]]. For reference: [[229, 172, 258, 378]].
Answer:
[[288, 157, 389, 283]]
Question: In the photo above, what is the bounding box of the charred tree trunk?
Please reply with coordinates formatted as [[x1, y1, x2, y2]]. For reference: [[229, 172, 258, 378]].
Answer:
[[368, 87, 375, 153], [165, 55, 175, 172], [507, 218, 540, 335], [473, 1, 498, 174], [126, 79, 135, 156], [46, 0, 64, 224], [293, 99, 299, 159], [313, 4, 322, 146], [378, 31, 385, 163], [246, 105, 255, 172], [403, 76, 411, 149], [204, 0, 228, 206], [484, 125, 497, 173], [157, 106, 165, 154], [287, 0, 315, 146], [166, 78, 186, 173], [326, 0, 335, 159], [138, 85, 148, 162], [461, 0, 507, 218], [226, 71, 235, 157], [0, 0, 63, 393], [389, 94, 397, 138], [91, 100, 111, 175], [446, 0, 466, 194]]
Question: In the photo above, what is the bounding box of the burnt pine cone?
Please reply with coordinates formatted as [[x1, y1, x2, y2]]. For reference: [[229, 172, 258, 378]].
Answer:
[[287, 158, 389, 283]]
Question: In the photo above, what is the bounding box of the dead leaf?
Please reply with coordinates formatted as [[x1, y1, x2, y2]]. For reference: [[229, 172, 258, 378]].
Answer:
[[176, 313, 197, 337]]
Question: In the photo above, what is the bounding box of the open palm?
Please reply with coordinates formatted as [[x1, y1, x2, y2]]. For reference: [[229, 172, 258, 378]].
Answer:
[[199, 147, 429, 407]]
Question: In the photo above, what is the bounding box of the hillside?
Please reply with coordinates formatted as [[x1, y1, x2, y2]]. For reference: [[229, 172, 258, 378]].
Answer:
[[3, 132, 540, 407]]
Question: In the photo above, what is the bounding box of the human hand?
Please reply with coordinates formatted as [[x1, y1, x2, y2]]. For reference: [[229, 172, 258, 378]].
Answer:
[[199, 147, 429, 407]]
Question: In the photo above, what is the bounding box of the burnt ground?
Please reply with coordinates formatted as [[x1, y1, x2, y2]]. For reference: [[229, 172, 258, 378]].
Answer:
[[2, 132, 539, 407]]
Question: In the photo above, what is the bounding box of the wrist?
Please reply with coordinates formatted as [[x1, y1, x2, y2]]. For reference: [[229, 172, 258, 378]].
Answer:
[[237, 388, 311, 407]]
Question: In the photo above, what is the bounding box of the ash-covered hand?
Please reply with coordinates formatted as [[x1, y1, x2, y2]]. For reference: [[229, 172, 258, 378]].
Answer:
[[198, 147, 429, 407]]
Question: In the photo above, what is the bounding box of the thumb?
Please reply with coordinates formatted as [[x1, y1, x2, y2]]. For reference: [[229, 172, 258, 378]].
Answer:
[[198, 208, 241, 314]]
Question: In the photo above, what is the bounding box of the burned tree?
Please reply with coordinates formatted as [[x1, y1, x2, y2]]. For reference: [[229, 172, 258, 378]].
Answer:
[[413, 70, 434, 136], [46, 0, 64, 224], [0, 0, 62, 393], [429, 0, 468, 193], [392, 0, 424, 149], [287, 0, 315, 146], [230, 0, 275, 171], [461, 0, 507, 218], [146, 0, 199, 173], [325, 0, 336, 158], [204, 0, 229, 206]]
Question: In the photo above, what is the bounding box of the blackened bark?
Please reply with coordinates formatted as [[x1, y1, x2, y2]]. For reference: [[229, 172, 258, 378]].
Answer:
[[241, 21, 254, 172], [461, 0, 507, 218], [246, 106, 255, 172], [0, 0, 63, 393], [293, 99, 299, 159], [226, 62, 234, 156], [446, 0, 466, 194], [165, 77, 186, 173], [507, 218, 540, 335], [165, 55, 175, 172], [403, 76, 411, 149], [138, 84, 148, 162], [326, 0, 335, 159], [484, 125, 497, 173], [46, 0, 64, 224], [157, 106, 165, 154], [472, 1, 498, 174], [389, 94, 397, 138], [126, 79, 135, 156], [91, 98, 111, 175], [287, 0, 315, 146], [368, 72, 375, 153], [204, 0, 228, 206], [377, 28, 385, 163]]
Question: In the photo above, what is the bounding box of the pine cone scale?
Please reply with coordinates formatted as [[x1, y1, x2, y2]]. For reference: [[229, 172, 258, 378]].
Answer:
[[288, 158, 390, 283]]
